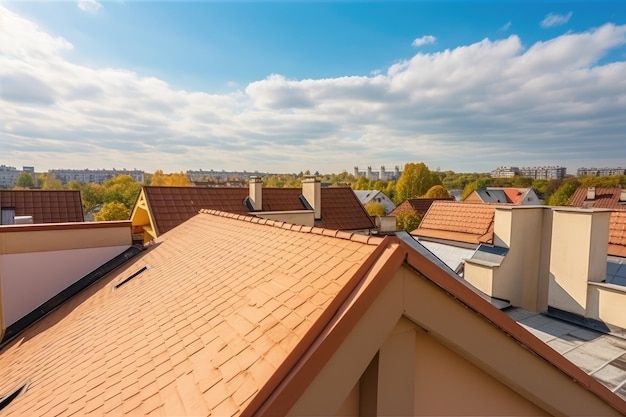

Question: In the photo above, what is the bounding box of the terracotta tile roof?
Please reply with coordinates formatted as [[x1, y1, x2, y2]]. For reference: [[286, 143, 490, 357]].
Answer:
[[0, 190, 84, 223], [142, 186, 374, 235], [609, 211, 626, 258], [389, 198, 452, 218], [501, 188, 529, 205], [0, 210, 383, 416], [570, 187, 626, 210], [412, 201, 496, 244]]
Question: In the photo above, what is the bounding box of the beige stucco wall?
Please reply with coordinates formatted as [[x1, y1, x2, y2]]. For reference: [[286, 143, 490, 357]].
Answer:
[[288, 263, 621, 416], [549, 209, 610, 316], [587, 283, 626, 329], [255, 210, 315, 227], [0, 223, 132, 331]]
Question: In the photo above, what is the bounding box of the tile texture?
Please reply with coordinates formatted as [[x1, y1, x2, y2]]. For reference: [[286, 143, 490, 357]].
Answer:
[[0, 190, 84, 224]]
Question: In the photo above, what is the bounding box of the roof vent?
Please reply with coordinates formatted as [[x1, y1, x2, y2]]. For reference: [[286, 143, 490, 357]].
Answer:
[[0, 381, 29, 412], [114, 265, 150, 289], [587, 187, 596, 200]]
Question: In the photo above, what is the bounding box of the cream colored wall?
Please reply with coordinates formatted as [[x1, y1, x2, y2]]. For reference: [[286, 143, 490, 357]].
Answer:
[[1, 245, 130, 326], [413, 325, 549, 416], [256, 211, 315, 227], [463, 261, 494, 295], [549, 210, 610, 316], [587, 283, 626, 329], [288, 264, 621, 417], [0, 223, 131, 254]]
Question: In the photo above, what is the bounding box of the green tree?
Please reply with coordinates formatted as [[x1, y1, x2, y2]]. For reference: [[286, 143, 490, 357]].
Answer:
[[353, 176, 371, 190], [422, 185, 450, 199], [364, 202, 386, 217], [547, 179, 581, 206], [82, 182, 105, 214], [94, 201, 131, 221], [102, 175, 141, 209], [395, 210, 421, 232], [39, 173, 63, 190], [531, 179, 549, 200], [14, 172, 34, 188], [394, 162, 441, 204]]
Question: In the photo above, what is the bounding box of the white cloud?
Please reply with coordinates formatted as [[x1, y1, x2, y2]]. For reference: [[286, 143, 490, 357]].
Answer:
[[78, 0, 102, 13], [541, 12, 573, 28], [2, 5, 626, 174], [412, 35, 436, 47], [500, 21, 512, 32]]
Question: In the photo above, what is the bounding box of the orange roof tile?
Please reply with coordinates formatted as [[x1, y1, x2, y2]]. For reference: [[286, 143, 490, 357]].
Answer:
[[142, 186, 374, 235], [570, 187, 626, 210], [412, 201, 496, 244], [609, 211, 626, 257], [0, 190, 84, 224], [0, 210, 381, 416]]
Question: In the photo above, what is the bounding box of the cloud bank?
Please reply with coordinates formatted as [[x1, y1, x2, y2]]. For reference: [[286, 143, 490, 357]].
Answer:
[[1, 6, 626, 174]]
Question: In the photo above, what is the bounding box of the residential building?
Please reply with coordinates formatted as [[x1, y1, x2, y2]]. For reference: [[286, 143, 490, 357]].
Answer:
[[353, 165, 402, 181], [0, 190, 84, 225], [491, 166, 566, 180], [1, 210, 624, 416], [49, 168, 145, 184], [353, 190, 396, 214], [0, 165, 21, 188], [187, 169, 267, 182], [570, 187, 626, 210], [578, 167, 626, 177], [130, 177, 376, 243], [464, 187, 541, 205]]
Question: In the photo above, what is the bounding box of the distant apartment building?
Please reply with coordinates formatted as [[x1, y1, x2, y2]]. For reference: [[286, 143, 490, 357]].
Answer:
[[353, 165, 402, 181], [186, 169, 266, 182], [0, 165, 36, 188], [49, 168, 145, 184], [577, 167, 626, 177], [491, 166, 566, 180]]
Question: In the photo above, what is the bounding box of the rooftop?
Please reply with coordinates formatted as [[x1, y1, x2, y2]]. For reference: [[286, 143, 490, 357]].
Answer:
[[0, 190, 84, 224]]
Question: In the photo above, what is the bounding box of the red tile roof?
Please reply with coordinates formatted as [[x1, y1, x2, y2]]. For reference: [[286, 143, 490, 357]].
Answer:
[[412, 201, 496, 244], [141, 186, 374, 235], [389, 198, 453, 218], [609, 211, 626, 258], [570, 187, 626, 210], [0, 190, 84, 224], [1, 210, 624, 416]]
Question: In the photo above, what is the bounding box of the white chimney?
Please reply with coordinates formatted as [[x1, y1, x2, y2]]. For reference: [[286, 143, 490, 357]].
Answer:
[[587, 187, 596, 200], [620, 189, 626, 202], [249, 176, 263, 211], [302, 176, 321, 220]]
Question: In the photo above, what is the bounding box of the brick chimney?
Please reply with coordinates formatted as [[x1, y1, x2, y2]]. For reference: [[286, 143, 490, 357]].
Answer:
[[302, 176, 321, 220], [249, 176, 263, 211]]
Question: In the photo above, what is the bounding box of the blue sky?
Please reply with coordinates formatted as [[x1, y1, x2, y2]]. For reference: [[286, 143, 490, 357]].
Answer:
[[1, 1, 626, 175]]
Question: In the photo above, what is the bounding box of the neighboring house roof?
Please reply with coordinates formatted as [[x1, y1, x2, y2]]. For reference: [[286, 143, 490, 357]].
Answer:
[[0, 190, 84, 223], [134, 186, 375, 236], [412, 201, 497, 245], [570, 187, 626, 210], [390, 197, 453, 218], [610, 211, 626, 258], [465, 188, 537, 205], [352, 190, 396, 215], [1, 211, 625, 415]]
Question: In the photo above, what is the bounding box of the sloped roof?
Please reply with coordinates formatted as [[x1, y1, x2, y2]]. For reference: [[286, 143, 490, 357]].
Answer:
[[390, 197, 452, 218], [0, 211, 624, 415], [499, 188, 531, 205], [0, 211, 383, 416], [0, 190, 84, 223], [412, 201, 496, 244], [610, 211, 626, 258], [140, 186, 374, 235], [570, 187, 626, 210]]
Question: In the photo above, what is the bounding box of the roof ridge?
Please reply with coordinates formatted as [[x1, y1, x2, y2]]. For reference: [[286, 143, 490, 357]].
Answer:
[[199, 209, 384, 246]]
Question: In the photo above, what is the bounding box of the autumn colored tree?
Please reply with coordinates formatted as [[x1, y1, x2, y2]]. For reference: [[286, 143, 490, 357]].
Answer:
[[547, 178, 581, 206], [395, 210, 421, 232], [364, 202, 386, 217], [151, 170, 190, 186], [394, 163, 441, 205], [39, 173, 63, 190], [94, 202, 131, 221], [14, 172, 34, 188], [102, 175, 141, 209], [422, 185, 450, 199]]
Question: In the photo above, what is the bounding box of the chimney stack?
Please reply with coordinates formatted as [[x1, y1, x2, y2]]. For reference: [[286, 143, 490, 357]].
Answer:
[[302, 176, 321, 220], [620, 188, 626, 202], [587, 187, 596, 200], [249, 176, 263, 211]]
